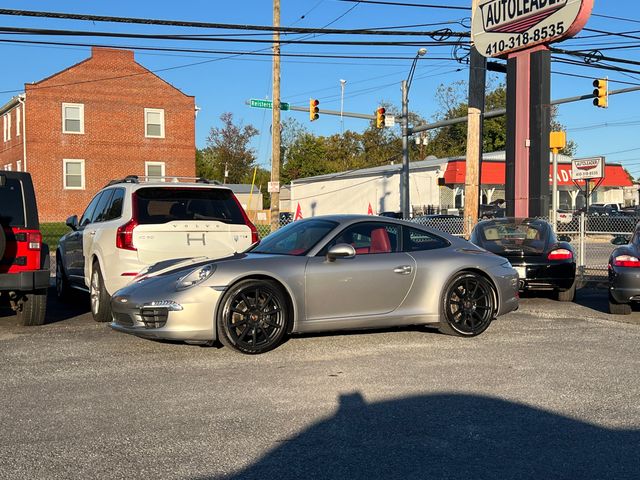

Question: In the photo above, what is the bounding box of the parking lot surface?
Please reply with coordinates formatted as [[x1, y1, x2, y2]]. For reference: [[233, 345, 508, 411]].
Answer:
[[1, 288, 639, 479]]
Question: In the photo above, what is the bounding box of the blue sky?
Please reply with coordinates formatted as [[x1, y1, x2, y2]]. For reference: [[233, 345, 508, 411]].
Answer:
[[2, 1, 640, 176]]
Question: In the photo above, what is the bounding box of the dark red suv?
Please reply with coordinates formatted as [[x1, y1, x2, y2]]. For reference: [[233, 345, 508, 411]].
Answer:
[[0, 172, 50, 325]]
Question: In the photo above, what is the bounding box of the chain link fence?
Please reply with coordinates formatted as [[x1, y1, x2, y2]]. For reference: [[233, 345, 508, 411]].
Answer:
[[42, 211, 640, 286]]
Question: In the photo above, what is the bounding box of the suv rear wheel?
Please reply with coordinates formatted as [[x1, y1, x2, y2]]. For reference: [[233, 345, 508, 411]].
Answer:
[[17, 289, 47, 326], [90, 262, 112, 322]]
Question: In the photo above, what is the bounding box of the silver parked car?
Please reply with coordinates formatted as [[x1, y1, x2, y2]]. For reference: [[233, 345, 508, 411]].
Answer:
[[110, 215, 519, 354]]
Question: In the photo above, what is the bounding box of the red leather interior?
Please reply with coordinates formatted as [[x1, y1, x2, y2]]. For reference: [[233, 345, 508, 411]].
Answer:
[[370, 228, 391, 254]]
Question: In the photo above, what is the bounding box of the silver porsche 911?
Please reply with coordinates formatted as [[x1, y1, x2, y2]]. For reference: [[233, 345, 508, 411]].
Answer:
[[110, 215, 519, 354]]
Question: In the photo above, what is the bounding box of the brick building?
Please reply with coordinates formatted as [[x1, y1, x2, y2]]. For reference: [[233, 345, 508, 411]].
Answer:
[[0, 47, 196, 221]]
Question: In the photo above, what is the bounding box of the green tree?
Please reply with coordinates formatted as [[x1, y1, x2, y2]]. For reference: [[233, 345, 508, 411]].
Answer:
[[200, 112, 259, 183], [424, 82, 576, 158]]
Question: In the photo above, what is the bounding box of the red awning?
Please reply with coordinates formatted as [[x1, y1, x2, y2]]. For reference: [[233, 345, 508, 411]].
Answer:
[[443, 160, 633, 187]]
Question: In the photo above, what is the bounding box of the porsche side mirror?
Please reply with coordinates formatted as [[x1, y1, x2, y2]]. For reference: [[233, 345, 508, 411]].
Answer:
[[327, 243, 356, 262], [66, 215, 79, 231]]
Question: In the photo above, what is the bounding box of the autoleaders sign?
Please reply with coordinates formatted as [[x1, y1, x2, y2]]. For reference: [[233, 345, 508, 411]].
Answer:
[[472, 0, 594, 58], [571, 156, 605, 181]]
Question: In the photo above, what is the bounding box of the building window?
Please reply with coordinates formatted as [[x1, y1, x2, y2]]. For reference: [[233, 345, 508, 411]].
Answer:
[[6, 112, 10, 141], [145, 161, 165, 179], [144, 108, 165, 138], [62, 103, 84, 134], [2, 115, 6, 142], [16, 107, 20, 137], [16, 160, 22, 172], [4, 164, 12, 171], [63, 159, 85, 190]]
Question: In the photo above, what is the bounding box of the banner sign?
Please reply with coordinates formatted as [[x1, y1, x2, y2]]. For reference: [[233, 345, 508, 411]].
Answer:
[[472, 0, 594, 58], [571, 156, 605, 181]]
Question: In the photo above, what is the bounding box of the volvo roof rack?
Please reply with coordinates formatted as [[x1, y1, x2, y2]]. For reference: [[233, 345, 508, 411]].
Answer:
[[105, 176, 222, 187]]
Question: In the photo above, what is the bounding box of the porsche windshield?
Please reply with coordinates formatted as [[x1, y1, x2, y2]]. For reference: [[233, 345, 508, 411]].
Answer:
[[251, 219, 338, 256], [478, 221, 548, 255]]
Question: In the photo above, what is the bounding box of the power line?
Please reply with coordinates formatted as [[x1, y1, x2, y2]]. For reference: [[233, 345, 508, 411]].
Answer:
[[0, 9, 469, 37], [0, 38, 458, 94], [336, 0, 469, 10], [592, 13, 640, 25], [0, 25, 464, 47]]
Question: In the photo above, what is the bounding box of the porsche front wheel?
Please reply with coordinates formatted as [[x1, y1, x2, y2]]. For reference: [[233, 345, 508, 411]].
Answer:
[[217, 280, 289, 354]]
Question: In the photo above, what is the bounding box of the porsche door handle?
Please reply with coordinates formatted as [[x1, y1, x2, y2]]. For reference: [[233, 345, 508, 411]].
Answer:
[[393, 265, 413, 275], [88, 230, 96, 236]]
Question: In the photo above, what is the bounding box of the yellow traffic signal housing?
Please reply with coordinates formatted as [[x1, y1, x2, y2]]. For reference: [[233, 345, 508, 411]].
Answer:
[[376, 107, 386, 128], [309, 99, 320, 121], [593, 78, 608, 108]]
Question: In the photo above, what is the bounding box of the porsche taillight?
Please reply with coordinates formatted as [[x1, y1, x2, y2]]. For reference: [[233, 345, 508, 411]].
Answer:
[[613, 255, 640, 267], [547, 249, 573, 260]]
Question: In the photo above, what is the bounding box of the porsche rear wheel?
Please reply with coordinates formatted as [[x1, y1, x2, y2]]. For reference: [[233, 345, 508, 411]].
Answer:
[[440, 272, 495, 337], [217, 279, 289, 354], [609, 292, 632, 315]]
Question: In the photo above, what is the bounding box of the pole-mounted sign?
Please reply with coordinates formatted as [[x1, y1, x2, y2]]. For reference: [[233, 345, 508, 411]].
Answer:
[[472, 0, 594, 58], [571, 156, 605, 181]]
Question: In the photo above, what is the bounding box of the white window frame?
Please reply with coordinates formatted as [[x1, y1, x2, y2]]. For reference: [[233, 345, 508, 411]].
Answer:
[[2, 115, 6, 142], [144, 108, 165, 139], [62, 103, 85, 134], [145, 161, 166, 180], [63, 159, 86, 190], [16, 160, 22, 172], [16, 106, 20, 137], [6, 112, 10, 141]]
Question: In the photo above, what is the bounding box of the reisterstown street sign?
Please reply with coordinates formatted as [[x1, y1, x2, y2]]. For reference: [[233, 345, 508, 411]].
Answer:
[[472, 0, 594, 58]]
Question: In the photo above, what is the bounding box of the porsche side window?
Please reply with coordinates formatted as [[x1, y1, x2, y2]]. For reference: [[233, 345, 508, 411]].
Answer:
[[323, 223, 398, 255], [403, 227, 450, 252]]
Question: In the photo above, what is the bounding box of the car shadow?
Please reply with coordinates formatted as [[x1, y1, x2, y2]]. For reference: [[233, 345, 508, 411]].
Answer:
[[0, 286, 90, 326], [194, 392, 639, 480]]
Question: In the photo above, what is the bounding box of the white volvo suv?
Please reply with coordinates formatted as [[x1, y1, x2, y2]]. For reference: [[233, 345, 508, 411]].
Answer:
[[56, 176, 259, 322]]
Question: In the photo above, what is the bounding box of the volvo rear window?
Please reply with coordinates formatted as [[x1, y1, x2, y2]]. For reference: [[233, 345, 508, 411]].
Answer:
[[135, 187, 246, 225], [0, 177, 26, 227]]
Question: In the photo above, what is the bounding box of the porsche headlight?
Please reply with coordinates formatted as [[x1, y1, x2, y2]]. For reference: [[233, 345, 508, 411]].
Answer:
[[176, 264, 216, 290]]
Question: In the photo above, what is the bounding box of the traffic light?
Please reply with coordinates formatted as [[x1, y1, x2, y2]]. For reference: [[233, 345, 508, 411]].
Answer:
[[309, 99, 319, 121], [376, 107, 386, 128], [593, 78, 608, 108]]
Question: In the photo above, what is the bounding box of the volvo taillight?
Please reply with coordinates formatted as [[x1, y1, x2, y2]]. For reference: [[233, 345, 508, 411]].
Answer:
[[547, 249, 573, 260], [232, 194, 260, 245], [116, 219, 138, 251], [613, 255, 640, 267]]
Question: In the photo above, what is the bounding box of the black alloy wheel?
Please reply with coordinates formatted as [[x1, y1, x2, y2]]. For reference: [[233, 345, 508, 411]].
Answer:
[[440, 272, 495, 337], [217, 279, 289, 354]]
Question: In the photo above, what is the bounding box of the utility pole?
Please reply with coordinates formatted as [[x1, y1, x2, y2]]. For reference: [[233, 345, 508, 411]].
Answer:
[[463, 0, 486, 238], [270, 0, 281, 232], [401, 79, 410, 218]]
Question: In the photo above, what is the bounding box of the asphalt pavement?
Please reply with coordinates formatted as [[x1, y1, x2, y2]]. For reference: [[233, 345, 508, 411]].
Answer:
[[0, 288, 639, 479]]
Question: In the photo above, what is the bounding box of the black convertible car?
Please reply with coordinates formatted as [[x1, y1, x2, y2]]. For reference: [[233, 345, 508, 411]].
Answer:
[[471, 218, 576, 301], [607, 223, 640, 315]]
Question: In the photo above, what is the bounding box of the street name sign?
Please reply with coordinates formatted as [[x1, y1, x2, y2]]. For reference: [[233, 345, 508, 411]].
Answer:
[[249, 99, 290, 111], [472, 0, 594, 58]]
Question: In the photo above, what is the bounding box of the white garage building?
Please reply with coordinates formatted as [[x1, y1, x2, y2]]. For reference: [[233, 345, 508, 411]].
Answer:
[[289, 157, 447, 217]]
